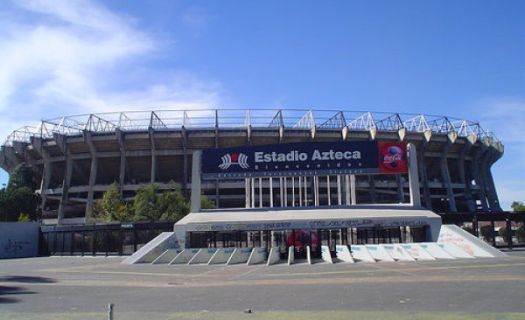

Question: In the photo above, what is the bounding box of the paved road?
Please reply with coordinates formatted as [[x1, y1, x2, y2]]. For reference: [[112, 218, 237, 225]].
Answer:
[[1, 253, 524, 320]]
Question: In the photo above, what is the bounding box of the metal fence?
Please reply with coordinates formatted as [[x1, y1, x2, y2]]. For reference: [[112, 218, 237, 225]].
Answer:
[[440, 212, 525, 249], [38, 212, 525, 256], [39, 221, 173, 256]]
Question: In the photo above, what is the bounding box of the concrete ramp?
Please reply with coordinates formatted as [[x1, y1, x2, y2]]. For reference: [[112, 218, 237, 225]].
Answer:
[[227, 248, 253, 265], [247, 247, 268, 265], [439, 243, 474, 258], [401, 244, 435, 261], [335, 245, 354, 263], [287, 246, 295, 265], [438, 225, 506, 258], [420, 242, 455, 259], [151, 249, 182, 264], [266, 247, 281, 266], [306, 245, 313, 264], [321, 245, 333, 264], [188, 248, 217, 264], [382, 244, 415, 262], [170, 248, 200, 264], [350, 245, 376, 263], [208, 248, 235, 265], [366, 245, 395, 262], [122, 232, 176, 264]]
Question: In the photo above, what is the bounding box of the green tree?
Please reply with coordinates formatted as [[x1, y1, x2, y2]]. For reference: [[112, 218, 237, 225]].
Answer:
[[158, 184, 190, 221], [132, 184, 162, 221], [200, 195, 216, 209], [511, 201, 525, 213], [132, 183, 191, 222], [95, 182, 131, 222], [0, 163, 39, 222], [516, 226, 525, 243], [17, 213, 30, 222], [0, 186, 39, 222]]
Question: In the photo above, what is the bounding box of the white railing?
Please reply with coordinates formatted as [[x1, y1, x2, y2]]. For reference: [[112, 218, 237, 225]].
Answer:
[[2, 109, 501, 147]]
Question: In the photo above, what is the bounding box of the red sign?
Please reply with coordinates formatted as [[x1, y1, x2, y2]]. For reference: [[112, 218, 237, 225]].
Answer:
[[378, 142, 408, 174]]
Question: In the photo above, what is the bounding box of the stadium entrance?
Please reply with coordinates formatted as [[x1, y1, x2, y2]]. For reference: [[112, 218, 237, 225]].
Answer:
[[170, 139, 442, 257], [187, 226, 427, 259]]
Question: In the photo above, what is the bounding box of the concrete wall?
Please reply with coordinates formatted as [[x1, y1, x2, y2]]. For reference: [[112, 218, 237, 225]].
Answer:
[[0, 222, 39, 259]]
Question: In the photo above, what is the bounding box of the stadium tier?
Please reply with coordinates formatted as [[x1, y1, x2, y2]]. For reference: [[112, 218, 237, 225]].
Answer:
[[0, 109, 503, 225]]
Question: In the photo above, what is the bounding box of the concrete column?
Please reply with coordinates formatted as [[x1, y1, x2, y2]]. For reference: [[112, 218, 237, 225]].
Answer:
[[85, 132, 98, 222], [304, 176, 308, 206], [482, 150, 502, 212], [190, 150, 202, 213], [337, 175, 342, 205], [279, 177, 284, 207], [116, 129, 127, 194], [298, 176, 302, 207], [459, 143, 475, 211], [326, 176, 331, 206], [269, 177, 274, 208], [314, 176, 319, 206], [245, 178, 251, 208], [407, 143, 421, 208], [39, 148, 51, 213], [417, 142, 432, 209], [344, 175, 351, 205], [149, 128, 157, 183], [57, 151, 72, 225], [258, 177, 263, 208], [350, 174, 356, 205], [440, 142, 457, 212], [182, 128, 188, 193], [251, 178, 255, 208], [215, 110, 219, 148], [472, 148, 488, 211], [283, 177, 288, 207]]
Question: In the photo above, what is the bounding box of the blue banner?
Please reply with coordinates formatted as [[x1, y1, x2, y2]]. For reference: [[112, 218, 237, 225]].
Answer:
[[201, 141, 381, 179]]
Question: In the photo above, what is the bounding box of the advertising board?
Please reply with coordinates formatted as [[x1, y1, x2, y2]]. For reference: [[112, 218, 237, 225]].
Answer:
[[202, 141, 406, 179]]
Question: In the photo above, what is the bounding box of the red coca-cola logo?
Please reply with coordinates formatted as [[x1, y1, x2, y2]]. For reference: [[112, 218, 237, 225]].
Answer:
[[378, 142, 408, 173]]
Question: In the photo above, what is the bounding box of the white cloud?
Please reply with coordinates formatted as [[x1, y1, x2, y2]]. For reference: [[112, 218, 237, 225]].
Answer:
[[182, 6, 211, 32], [0, 0, 224, 142]]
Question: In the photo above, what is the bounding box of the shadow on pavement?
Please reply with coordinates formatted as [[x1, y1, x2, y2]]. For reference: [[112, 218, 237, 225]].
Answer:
[[0, 276, 56, 283], [0, 285, 37, 304], [0, 276, 50, 304]]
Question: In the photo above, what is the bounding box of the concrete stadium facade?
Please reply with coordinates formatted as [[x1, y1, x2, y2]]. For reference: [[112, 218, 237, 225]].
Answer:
[[0, 109, 503, 225]]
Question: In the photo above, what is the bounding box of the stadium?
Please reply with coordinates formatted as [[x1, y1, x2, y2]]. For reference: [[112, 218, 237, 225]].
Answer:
[[0, 109, 506, 260], [0, 109, 503, 219]]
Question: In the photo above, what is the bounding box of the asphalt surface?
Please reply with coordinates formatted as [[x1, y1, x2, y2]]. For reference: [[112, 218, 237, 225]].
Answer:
[[1, 252, 524, 320]]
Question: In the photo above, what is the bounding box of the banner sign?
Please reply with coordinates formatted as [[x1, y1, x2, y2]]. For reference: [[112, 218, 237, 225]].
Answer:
[[201, 141, 407, 179]]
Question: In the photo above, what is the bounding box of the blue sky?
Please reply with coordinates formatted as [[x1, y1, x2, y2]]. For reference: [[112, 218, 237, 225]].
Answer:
[[0, 0, 523, 209]]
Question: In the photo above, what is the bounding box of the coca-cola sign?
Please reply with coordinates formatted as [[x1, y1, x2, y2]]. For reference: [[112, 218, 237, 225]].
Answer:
[[378, 142, 408, 174]]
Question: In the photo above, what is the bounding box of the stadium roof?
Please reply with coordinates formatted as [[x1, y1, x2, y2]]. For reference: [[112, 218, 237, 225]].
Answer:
[[3, 109, 502, 149]]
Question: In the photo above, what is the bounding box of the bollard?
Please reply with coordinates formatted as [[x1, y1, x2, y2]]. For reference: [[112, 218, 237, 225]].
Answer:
[[108, 303, 114, 320]]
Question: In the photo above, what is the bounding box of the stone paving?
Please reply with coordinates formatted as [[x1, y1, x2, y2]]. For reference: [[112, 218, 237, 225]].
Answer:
[[0, 252, 524, 319]]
